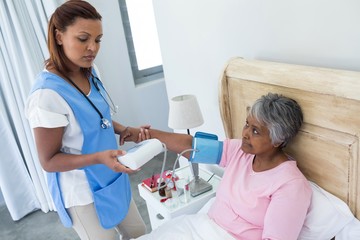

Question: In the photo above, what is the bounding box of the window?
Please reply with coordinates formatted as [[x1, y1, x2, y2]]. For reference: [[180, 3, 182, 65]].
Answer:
[[119, 0, 164, 85]]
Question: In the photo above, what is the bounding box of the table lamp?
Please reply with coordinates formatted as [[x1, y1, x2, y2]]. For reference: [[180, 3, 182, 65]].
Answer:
[[168, 94, 213, 197]]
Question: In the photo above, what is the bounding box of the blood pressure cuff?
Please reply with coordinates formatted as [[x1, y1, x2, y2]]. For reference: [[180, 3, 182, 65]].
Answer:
[[190, 132, 223, 164]]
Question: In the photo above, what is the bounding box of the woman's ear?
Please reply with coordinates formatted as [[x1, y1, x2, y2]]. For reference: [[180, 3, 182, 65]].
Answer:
[[55, 29, 62, 45]]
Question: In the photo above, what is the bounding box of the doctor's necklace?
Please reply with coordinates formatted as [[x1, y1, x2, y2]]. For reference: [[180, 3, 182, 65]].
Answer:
[[65, 75, 112, 129]]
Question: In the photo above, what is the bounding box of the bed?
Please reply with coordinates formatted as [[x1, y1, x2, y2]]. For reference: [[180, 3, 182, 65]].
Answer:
[[219, 57, 360, 218], [137, 58, 360, 239], [218, 57, 360, 239]]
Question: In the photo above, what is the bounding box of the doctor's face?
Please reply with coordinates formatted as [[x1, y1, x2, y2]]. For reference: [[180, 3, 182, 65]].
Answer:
[[56, 17, 102, 71]]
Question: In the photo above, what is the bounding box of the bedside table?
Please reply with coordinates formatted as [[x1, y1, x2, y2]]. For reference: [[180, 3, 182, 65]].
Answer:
[[138, 165, 221, 230]]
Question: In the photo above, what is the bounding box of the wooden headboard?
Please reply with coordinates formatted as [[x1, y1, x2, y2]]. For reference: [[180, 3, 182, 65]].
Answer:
[[219, 57, 360, 219]]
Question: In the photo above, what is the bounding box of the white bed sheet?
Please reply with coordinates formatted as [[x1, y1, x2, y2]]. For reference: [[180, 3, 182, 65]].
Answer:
[[135, 212, 234, 240], [134, 197, 234, 240], [135, 187, 360, 240]]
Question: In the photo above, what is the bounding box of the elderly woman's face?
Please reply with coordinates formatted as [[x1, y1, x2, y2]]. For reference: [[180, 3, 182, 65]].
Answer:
[[241, 116, 274, 155]]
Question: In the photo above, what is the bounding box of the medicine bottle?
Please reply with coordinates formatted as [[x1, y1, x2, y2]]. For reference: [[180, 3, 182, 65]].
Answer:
[[158, 181, 166, 197], [165, 186, 172, 198]]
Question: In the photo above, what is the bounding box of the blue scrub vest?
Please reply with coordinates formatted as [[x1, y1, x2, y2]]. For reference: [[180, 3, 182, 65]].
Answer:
[[31, 70, 131, 229]]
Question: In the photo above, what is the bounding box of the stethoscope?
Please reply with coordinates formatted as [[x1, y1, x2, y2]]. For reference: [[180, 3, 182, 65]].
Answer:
[[65, 74, 118, 129]]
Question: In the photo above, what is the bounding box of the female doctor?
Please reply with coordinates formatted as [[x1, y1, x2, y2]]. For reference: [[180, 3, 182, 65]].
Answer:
[[26, 1, 148, 239]]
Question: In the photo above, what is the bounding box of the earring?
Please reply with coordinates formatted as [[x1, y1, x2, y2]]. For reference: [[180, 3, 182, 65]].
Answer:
[[274, 142, 284, 148]]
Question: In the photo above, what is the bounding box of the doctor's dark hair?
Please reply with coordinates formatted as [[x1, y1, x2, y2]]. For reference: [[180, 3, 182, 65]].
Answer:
[[45, 0, 102, 77], [249, 92, 303, 148]]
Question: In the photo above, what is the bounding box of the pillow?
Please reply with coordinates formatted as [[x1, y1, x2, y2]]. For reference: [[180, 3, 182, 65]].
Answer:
[[298, 181, 355, 240], [335, 218, 360, 240]]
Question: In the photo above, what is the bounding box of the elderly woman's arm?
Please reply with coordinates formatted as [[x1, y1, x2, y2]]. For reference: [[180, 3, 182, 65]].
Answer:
[[146, 129, 193, 159], [262, 179, 312, 239]]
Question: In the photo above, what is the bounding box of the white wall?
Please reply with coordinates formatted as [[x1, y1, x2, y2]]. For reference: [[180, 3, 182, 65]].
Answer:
[[87, 0, 171, 149], [153, 0, 360, 140]]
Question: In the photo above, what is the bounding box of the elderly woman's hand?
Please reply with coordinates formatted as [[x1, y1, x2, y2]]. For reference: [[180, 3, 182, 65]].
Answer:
[[119, 125, 151, 145]]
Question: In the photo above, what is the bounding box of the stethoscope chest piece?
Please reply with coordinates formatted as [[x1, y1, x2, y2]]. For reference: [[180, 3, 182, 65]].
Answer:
[[101, 118, 112, 129]]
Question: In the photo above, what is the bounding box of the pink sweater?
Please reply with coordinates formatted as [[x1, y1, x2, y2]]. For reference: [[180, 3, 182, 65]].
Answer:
[[208, 139, 311, 240]]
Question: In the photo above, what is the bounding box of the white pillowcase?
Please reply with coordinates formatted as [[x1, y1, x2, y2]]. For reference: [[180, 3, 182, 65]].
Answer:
[[335, 218, 360, 240], [298, 181, 354, 240]]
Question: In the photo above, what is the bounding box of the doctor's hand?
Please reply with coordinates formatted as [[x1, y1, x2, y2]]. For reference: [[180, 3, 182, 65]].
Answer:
[[98, 150, 138, 174], [119, 125, 151, 145]]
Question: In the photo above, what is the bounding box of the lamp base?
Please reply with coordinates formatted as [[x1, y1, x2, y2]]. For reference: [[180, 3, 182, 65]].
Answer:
[[189, 177, 213, 197]]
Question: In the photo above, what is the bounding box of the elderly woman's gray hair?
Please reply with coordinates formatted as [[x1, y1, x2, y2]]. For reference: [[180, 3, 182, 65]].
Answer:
[[249, 93, 303, 148]]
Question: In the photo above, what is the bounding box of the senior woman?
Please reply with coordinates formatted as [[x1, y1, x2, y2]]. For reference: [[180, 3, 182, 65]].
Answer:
[[137, 93, 312, 240]]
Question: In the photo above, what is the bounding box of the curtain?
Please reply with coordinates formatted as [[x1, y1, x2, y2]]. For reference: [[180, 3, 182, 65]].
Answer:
[[0, 0, 61, 221]]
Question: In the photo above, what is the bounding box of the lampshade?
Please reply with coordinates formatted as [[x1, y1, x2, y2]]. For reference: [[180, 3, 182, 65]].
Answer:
[[168, 94, 204, 130]]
